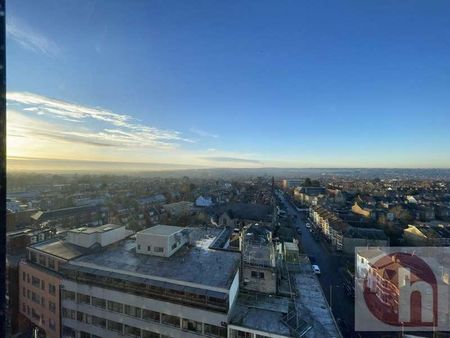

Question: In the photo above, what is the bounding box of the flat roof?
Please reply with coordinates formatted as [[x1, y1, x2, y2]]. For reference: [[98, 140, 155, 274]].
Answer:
[[31, 239, 89, 260], [67, 228, 240, 290], [68, 223, 122, 234], [138, 224, 185, 236]]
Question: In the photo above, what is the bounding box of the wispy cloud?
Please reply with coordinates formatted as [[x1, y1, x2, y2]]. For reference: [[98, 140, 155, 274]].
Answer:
[[201, 156, 260, 163], [190, 127, 219, 138], [6, 16, 60, 57], [7, 92, 193, 150]]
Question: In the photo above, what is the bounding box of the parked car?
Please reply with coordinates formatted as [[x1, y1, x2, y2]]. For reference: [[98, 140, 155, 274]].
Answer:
[[312, 264, 321, 275]]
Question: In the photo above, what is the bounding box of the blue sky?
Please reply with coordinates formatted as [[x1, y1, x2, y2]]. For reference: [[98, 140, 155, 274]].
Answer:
[[6, 0, 450, 169]]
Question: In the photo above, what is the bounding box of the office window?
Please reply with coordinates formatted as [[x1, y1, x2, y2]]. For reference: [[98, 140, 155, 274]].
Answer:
[[137, 244, 141, 250], [107, 300, 123, 313], [147, 245, 151, 251], [80, 332, 91, 338], [182, 318, 202, 333], [30, 251, 37, 263], [251, 271, 258, 278], [62, 290, 75, 301], [77, 293, 90, 304], [31, 276, 40, 288], [27, 273, 30, 283], [124, 325, 141, 337], [31, 291, 40, 304], [154, 247, 164, 253], [77, 311, 84, 322], [48, 284, 56, 296], [161, 313, 180, 327], [107, 320, 123, 333], [259, 272, 265, 279], [124, 304, 141, 318], [143, 331, 160, 338], [143, 309, 160, 322], [62, 326, 76, 338], [48, 258, 55, 270], [62, 308, 76, 320], [92, 296, 106, 309], [31, 308, 40, 320], [22, 271, 25, 281], [229, 329, 252, 338], [49, 301, 56, 313], [92, 315, 106, 329], [39, 255, 46, 266]]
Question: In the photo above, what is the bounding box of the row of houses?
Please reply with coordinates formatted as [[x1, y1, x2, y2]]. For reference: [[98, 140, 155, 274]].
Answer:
[[309, 206, 389, 254]]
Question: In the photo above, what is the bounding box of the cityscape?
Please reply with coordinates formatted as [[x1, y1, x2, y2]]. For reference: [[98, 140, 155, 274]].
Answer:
[[4, 1, 450, 338]]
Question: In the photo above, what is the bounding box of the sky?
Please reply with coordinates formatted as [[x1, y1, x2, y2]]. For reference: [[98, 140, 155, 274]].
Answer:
[[6, 0, 450, 171]]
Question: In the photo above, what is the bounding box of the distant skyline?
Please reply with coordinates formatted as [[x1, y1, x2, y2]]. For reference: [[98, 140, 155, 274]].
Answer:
[[6, 1, 450, 170]]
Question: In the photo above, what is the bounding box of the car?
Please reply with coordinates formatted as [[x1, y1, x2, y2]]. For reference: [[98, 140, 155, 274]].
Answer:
[[312, 264, 321, 275], [305, 223, 311, 229]]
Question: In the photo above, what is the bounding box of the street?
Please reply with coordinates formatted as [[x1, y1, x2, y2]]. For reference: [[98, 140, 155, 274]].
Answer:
[[278, 192, 356, 336]]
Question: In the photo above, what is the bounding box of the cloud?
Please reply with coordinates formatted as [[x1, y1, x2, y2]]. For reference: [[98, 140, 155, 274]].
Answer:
[[190, 128, 219, 138], [7, 92, 193, 150], [6, 16, 60, 57], [201, 156, 260, 163]]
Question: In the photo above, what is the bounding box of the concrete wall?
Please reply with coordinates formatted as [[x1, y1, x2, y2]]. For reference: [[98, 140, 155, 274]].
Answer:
[[242, 265, 277, 294]]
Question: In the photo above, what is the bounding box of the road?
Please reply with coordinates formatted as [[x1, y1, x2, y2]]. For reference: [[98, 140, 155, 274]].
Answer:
[[277, 191, 356, 336]]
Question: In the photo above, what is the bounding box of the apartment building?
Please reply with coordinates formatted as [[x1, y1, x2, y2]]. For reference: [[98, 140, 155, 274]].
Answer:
[[19, 224, 132, 337], [59, 225, 241, 338]]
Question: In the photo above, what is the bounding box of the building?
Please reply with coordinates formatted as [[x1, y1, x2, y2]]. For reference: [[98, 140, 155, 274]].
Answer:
[[240, 224, 277, 294], [162, 201, 194, 217], [342, 227, 389, 255], [30, 205, 107, 228], [19, 224, 131, 338], [404, 221, 450, 246], [217, 203, 273, 229], [59, 226, 241, 338], [281, 179, 303, 189], [293, 187, 326, 206], [195, 196, 214, 208]]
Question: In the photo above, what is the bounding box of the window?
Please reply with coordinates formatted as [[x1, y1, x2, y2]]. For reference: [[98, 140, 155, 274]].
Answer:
[[77, 293, 90, 304], [147, 245, 151, 251], [137, 244, 141, 250], [182, 318, 202, 333], [39, 255, 46, 266], [161, 313, 180, 327], [22, 303, 26, 313], [62, 326, 76, 338], [31, 308, 40, 320], [154, 247, 164, 253], [30, 251, 37, 263], [251, 271, 264, 279], [92, 316, 106, 329], [48, 258, 55, 270], [92, 297, 106, 309], [41, 280, 45, 290], [32, 276, 40, 288], [77, 311, 84, 322], [22, 287, 26, 297], [143, 309, 160, 322], [27, 274, 30, 283], [80, 332, 91, 338], [22, 272, 25, 281], [143, 331, 160, 338], [259, 272, 265, 279], [107, 300, 123, 313], [31, 291, 40, 304], [107, 320, 123, 333], [49, 318, 56, 331], [62, 290, 75, 301], [48, 284, 56, 296], [27, 290, 31, 299], [124, 305, 141, 318], [251, 271, 258, 278], [49, 301, 56, 313], [62, 308, 76, 320], [124, 325, 141, 337], [230, 329, 252, 338], [41, 297, 45, 307], [172, 242, 177, 250]]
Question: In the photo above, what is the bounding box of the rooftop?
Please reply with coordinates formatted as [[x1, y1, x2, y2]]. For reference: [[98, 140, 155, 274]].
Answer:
[[30, 238, 90, 260], [68, 223, 122, 234], [138, 224, 185, 236], [65, 227, 240, 290]]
